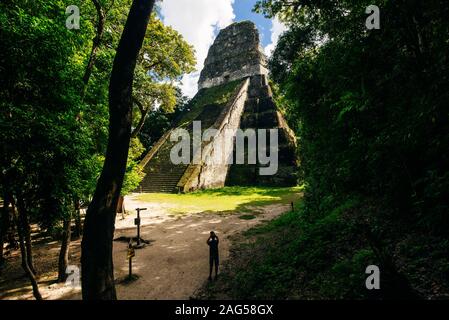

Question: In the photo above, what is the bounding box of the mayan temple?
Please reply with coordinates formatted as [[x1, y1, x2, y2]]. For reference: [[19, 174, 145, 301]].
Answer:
[[138, 21, 297, 193]]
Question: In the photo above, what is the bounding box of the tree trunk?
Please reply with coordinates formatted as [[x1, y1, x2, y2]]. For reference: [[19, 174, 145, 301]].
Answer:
[[116, 195, 125, 220], [13, 200, 42, 300], [0, 231, 3, 267], [81, 0, 155, 300], [73, 197, 82, 238], [16, 197, 35, 275], [57, 214, 71, 282], [0, 194, 11, 266], [82, 0, 106, 92]]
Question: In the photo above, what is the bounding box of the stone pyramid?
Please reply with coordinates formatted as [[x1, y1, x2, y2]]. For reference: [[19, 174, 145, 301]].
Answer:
[[137, 21, 297, 193]]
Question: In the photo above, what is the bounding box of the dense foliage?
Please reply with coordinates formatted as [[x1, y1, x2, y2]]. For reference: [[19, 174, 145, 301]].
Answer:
[[0, 0, 94, 229], [228, 0, 449, 298], [0, 0, 194, 215], [0, 0, 195, 286]]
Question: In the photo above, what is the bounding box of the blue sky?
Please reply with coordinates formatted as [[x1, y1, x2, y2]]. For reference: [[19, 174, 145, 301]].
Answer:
[[233, 0, 272, 47], [159, 0, 286, 97]]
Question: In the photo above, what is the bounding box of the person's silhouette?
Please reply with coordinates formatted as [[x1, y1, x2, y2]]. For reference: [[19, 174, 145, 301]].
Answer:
[[207, 231, 219, 280]]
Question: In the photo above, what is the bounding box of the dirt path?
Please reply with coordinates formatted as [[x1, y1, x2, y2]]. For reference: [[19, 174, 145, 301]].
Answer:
[[0, 195, 294, 300], [113, 202, 288, 299]]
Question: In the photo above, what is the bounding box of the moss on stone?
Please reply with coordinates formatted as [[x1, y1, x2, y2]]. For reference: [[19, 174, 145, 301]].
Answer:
[[177, 79, 243, 127]]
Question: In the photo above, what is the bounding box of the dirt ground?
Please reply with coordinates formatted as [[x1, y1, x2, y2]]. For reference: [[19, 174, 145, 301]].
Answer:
[[0, 193, 296, 300]]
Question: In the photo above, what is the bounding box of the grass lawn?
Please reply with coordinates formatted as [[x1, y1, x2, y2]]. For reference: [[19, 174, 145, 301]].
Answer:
[[134, 186, 303, 215]]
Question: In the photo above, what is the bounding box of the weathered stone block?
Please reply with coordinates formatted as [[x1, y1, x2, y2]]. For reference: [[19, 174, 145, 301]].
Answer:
[[257, 110, 279, 128], [258, 97, 276, 112], [198, 21, 268, 90]]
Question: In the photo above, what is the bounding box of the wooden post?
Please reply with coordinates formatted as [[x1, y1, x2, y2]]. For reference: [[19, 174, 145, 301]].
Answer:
[[137, 209, 140, 246], [128, 255, 132, 278], [135, 208, 147, 246], [127, 241, 135, 279]]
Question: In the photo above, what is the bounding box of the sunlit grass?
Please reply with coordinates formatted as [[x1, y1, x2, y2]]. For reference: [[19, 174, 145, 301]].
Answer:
[[134, 186, 303, 215]]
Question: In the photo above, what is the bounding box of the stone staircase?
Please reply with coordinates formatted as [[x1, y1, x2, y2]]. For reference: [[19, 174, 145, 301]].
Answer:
[[138, 137, 189, 193], [137, 75, 297, 193], [137, 94, 238, 193], [137, 80, 248, 193], [138, 114, 217, 193], [225, 75, 298, 187], [139, 163, 188, 193]]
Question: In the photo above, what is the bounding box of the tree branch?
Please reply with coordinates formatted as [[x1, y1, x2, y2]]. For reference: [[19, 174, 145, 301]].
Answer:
[[82, 0, 106, 91], [131, 96, 150, 138]]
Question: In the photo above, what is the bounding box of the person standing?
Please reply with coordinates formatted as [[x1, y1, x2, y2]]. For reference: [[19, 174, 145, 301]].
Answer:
[[207, 231, 219, 280]]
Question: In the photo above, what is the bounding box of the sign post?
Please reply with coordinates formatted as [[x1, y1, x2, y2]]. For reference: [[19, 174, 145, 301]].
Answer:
[[135, 207, 147, 246]]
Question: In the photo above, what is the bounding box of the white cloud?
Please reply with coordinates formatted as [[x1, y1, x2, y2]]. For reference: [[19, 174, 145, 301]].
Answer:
[[178, 72, 201, 98], [264, 17, 287, 57], [160, 0, 235, 97]]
